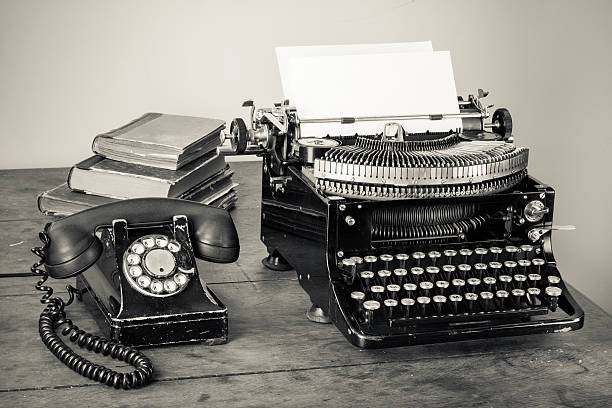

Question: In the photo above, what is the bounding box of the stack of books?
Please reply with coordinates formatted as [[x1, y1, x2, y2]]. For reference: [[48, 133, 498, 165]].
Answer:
[[38, 113, 238, 216]]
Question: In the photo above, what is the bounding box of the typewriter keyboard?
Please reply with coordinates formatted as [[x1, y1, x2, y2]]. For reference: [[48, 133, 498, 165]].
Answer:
[[338, 244, 565, 330]]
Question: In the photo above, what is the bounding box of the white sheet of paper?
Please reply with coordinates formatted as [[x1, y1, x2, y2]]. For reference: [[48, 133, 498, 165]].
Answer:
[[280, 50, 461, 136], [276, 42, 432, 103]]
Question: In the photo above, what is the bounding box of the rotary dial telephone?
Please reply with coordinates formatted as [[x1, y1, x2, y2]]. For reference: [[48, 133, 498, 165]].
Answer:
[[31, 198, 239, 389]]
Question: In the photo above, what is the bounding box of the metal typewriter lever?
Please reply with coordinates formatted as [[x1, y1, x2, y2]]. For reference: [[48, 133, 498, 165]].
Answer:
[[528, 225, 576, 242]]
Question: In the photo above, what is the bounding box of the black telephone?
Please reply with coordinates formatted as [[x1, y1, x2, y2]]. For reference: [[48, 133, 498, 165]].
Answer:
[[31, 198, 239, 389]]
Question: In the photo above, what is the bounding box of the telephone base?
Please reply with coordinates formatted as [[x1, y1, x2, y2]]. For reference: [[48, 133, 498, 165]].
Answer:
[[76, 275, 228, 347]]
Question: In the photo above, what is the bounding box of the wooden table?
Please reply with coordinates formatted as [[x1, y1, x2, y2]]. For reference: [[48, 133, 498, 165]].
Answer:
[[1, 162, 611, 407]]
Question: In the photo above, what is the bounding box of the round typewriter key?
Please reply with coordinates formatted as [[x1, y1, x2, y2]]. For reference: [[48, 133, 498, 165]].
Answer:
[[393, 268, 408, 285], [443, 249, 457, 264], [131, 242, 145, 255], [498, 274, 512, 290], [449, 294, 462, 314], [428, 250, 441, 266], [128, 265, 142, 278], [163, 279, 178, 293], [483, 276, 496, 291], [496, 290, 509, 310], [417, 296, 431, 316], [342, 258, 357, 280], [505, 245, 519, 260], [457, 264, 471, 280], [489, 246, 502, 261], [518, 259, 531, 274], [442, 264, 456, 281], [419, 281, 434, 297], [351, 291, 365, 312], [532, 258, 546, 274], [474, 263, 487, 279], [377, 269, 392, 286], [395, 253, 409, 268], [452, 278, 466, 294], [464, 292, 478, 312], [520, 244, 534, 259], [371, 285, 385, 301], [436, 280, 449, 295], [526, 287, 541, 305], [467, 278, 481, 292], [480, 291, 494, 312], [488, 261, 502, 277], [360, 271, 375, 291], [474, 247, 488, 262], [173, 272, 188, 286], [127, 253, 141, 266], [548, 275, 561, 286], [401, 297, 415, 317], [150, 280, 163, 294], [167, 240, 181, 253], [137, 275, 151, 288], [155, 236, 169, 248], [426, 266, 440, 281], [379, 254, 393, 270], [504, 260, 517, 275], [363, 300, 380, 325], [142, 237, 155, 248], [528, 273, 541, 288], [383, 298, 398, 318], [403, 283, 417, 299], [387, 284, 401, 299], [433, 295, 447, 315], [513, 274, 527, 289], [411, 267, 424, 284], [412, 251, 425, 266], [350, 256, 363, 265], [364, 255, 377, 270], [511, 288, 525, 308], [459, 248, 473, 263], [545, 286, 563, 311]]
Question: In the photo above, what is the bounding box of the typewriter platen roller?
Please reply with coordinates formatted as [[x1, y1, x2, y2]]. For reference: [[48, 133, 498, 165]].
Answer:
[[240, 90, 584, 348]]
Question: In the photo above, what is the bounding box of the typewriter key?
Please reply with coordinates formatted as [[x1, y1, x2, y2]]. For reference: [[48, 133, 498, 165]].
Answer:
[[411, 267, 424, 284], [443, 249, 457, 264], [458, 264, 471, 280], [419, 281, 434, 297], [511, 288, 525, 308], [351, 291, 366, 312], [483, 276, 496, 292], [547, 275, 561, 286], [433, 295, 447, 315], [518, 259, 531, 274], [364, 255, 377, 271], [379, 254, 393, 270], [505, 245, 519, 260], [495, 290, 509, 310], [545, 286, 562, 311], [504, 260, 517, 276], [395, 253, 409, 269], [474, 263, 487, 279], [526, 287, 541, 305], [371, 285, 385, 301], [377, 269, 392, 286], [393, 268, 408, 285], [341, 258, 357, 280], [480, 291, 494, 312], [514, 274, 527, 289], [464, 293, 478, 313], [439, 265, 454, 282], [467, 278, 481, 293], [498, 275, 512, 291], [401, 297, 415, 317], [449, 294, 462, 314], [428, 250, 441, 266], [360, 271, 375, 292], [528, 273, 541, 288], [387, 284, 401, 299], [412, 251, 425, 267], [426, 266, 440, 281], [384, 298, 398, 318], [452, 278, 466, 294], [520, 244, 534, 259], [489, 261, 502, 277], [403, 283, 417, 298], [363, 300, 380, 325], [474, 247, 488, 263], [436, 280, 449, 295], [350, 256, 363, 265], [532, 258, 546, 274], [490, 246, 502, 261], [459, 248, 473, 264], [417, 296, 431, 317]]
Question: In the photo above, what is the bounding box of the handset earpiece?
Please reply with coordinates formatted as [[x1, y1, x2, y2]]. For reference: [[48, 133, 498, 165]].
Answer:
[[44, 221, 103, 279]]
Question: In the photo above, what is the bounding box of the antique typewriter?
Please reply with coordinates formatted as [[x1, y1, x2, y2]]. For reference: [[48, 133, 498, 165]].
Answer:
[[229, 90, 584, 348]]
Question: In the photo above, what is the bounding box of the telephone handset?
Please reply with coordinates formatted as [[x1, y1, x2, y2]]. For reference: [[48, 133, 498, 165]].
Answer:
[[31, 198, 239, 389]]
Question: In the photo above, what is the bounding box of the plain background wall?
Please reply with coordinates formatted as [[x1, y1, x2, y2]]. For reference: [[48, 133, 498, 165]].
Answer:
[[1, 0, 611, 313]]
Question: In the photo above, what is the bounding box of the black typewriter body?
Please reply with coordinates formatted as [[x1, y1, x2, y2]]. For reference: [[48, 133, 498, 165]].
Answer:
[[243, 95, 584, 348]]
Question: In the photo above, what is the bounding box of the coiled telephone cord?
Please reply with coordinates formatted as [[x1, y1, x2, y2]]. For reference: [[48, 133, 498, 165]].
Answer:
[[31, 231, 154, 389]]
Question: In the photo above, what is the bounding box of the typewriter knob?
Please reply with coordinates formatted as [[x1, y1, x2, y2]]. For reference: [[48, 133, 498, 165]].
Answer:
[[229, 118, 249, 154], [492, 108, 513, 139]]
